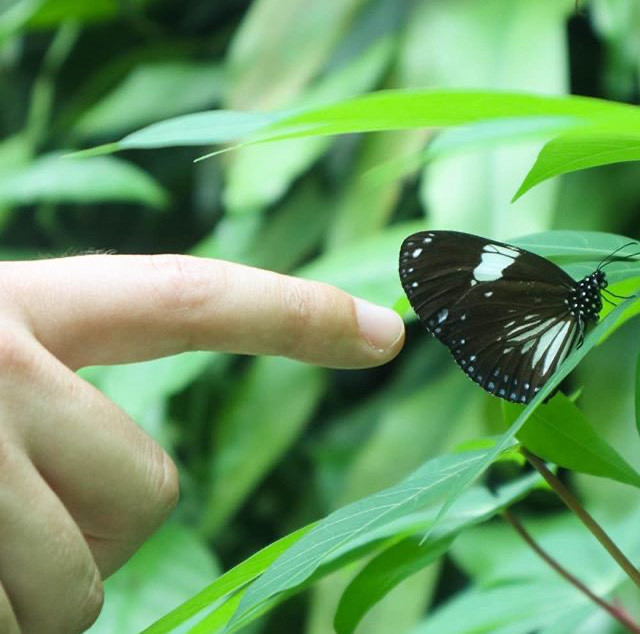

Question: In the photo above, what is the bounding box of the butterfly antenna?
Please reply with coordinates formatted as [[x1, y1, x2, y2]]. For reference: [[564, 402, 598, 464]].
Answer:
[[603, 288, 634, 300], [598, 242, 640, 270], [602, 295, 617, 307]]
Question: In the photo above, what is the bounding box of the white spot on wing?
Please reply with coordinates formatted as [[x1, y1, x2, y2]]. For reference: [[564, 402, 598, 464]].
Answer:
[[412, 248, 423, 258], [484, 291, 493, 298], [423, 237, 432, 244], [437, 308, 448, 324], [473, 244, 519, 282]]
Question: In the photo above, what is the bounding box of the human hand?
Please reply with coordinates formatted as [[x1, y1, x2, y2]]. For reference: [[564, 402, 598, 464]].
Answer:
[[0, 254, 404, 633]]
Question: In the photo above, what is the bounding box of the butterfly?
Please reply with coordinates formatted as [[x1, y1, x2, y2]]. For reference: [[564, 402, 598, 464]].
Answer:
[[399, 230, 634, 404]]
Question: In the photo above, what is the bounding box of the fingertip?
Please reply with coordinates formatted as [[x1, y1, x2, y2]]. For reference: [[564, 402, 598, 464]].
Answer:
[[354, 298, 405, 365]]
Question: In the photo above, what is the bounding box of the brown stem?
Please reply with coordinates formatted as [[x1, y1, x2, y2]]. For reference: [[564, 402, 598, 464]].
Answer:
[[503, 509, 640, 633], [521, 447, 640, 590]]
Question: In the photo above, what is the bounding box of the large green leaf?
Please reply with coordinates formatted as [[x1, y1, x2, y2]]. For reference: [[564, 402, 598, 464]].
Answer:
[[75, 90, 640, 156], [503, 393, 640, 487], [0, 153, 167, 207], [224, 450, 538, 631], [176, 468, 538, 633], [258, 90, 639, 140]]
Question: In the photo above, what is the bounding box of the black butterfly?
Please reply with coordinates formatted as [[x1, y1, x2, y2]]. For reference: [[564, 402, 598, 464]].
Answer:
[[399, 231, 632, 404]]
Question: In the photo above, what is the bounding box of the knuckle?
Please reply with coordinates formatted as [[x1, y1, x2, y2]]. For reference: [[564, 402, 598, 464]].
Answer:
[[280, 280, 318, 355], [146, 254, 214, 316]]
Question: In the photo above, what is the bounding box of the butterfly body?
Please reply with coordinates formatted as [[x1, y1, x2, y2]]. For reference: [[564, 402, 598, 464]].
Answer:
[[399, 231, 607, 404]]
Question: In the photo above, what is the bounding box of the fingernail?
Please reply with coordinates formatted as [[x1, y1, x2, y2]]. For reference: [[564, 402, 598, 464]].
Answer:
[[354, 298, 405, 353]]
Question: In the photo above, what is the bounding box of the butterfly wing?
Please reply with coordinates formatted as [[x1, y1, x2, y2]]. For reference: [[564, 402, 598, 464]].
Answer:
[[399, 231, 583, 403]]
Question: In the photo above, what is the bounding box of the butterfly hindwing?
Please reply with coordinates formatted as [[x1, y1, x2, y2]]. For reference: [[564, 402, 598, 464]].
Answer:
[[399, 231, 586, 403]]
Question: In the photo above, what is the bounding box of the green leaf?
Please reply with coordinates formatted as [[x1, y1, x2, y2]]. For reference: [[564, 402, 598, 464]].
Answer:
[[514, 128, 640, 201], [261, 90, 640, 140], [333, 536, 454, 634], [181, 468, 539, 633], [503, 393, 640, 487], [87, 523, 219, 634], [0, 153, 167, 207], [510, 230, 640, 285], [410, 580, 587, 634], [332, 471, 539, 634], [511, 229, 638, 259], [201, 357, 325, 536], [77, 89, 640, 156], [120, 111, 287, 150], [139, 525, 313, 634], [224, 450, 490, 630], [74, 62, 227, 139]]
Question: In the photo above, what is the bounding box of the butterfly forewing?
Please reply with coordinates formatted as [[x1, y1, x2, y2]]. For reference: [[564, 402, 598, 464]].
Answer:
[[399, 231, 587, 403]]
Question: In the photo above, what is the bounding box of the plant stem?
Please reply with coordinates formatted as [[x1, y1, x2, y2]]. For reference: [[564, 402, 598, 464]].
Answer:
[[521, 447, 640, 590], [502, 509, 640, 633]]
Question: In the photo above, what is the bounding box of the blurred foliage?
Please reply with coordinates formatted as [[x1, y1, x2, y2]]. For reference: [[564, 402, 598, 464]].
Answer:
[[2, 0, 640, 633]]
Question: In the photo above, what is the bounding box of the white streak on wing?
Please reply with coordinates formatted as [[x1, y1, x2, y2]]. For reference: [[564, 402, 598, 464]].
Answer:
[[543, 321, 571, 375], [508, 318, 554, 342], [508, 318, 543, 336], [522, 339, 536, 354], [532, 321, 565, 369], [554, 323, 576, 370], [473, 251, 517, 282]]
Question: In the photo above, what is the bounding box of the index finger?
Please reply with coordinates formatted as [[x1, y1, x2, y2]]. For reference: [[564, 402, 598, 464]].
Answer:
[[4, 254, 405, 370]]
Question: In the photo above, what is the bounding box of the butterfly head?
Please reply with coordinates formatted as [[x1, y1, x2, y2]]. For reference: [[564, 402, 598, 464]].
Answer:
[[592, 269, 608, 289]]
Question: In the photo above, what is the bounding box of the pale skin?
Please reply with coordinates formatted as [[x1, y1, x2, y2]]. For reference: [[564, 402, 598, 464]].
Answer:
[[0, 253, 405, 633]]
